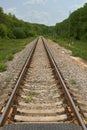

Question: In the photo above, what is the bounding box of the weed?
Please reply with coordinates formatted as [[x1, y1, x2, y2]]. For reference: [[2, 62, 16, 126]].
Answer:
[[28, 91, 38, 96], [25, 96, 33, 103], [5, 77, 11, 83], [25, 91, 38, 103], [70, 79, 77, 85]]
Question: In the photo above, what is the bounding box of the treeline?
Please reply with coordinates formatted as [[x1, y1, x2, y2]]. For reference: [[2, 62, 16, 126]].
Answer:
[[55, 3, 87, 41], [0, 7, 53, 39], [1, 3, 87, 41]]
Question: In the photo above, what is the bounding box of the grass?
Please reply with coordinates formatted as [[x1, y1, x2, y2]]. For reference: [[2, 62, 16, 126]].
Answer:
[[28, 91, 38, 96], [5, 77, 11, 83], [0, 37, 35, 72], [25, 96, 33, 103], [70, 79, 77, 85], [0, 63, 7, 72], [6, 54, 14, 61], [51, 37, 87, 60]]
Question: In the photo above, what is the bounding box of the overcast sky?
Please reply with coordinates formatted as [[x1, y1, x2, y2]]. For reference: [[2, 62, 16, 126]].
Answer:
[[0, 0, 87, 25]]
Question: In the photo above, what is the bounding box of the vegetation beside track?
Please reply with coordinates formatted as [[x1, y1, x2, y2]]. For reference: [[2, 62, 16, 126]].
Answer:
[[46, 36, 87, 61], [55, 38, 87, 60], [0, 37, 35, 72]]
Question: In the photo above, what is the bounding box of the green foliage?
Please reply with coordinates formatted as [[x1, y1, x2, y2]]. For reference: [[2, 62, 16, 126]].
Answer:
[[81, 33, 87, 41], [13, 27, 26, 39], [70, 79, 77, 85], [53, 3, 87, 61], [55, 3, 87, 41], [25, 96, 33, 103], [0, 38, 35, 71], [52, 38, 87, 60], [0, 63, 7, 72], [25, 91, 38, 103], [0, 38, 34, 62], [0, 7, 3, 14], [28, 91, 38, 96], [0, 24, 8, 38], [6, 54, 13, 61], [0, 6, 54, 39]]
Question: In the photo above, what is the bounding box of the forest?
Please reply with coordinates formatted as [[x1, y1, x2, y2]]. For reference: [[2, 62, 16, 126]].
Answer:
[[55, 3, 87, 41], [0, 7, 54, 39], [0, 3, 87, 41]]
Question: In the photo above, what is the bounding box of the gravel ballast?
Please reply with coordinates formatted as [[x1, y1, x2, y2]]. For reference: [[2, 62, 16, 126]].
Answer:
[[0, 37, 87, 104], [0, 39, 37, 96], [46, 39, 87, 101]]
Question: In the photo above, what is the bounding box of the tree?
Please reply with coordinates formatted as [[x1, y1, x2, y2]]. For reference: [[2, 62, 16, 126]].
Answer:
[[55, 3, 87, 41], [0, 7, 3, 14], [13, 27, 26, 39], [0, 24, 7, 38]]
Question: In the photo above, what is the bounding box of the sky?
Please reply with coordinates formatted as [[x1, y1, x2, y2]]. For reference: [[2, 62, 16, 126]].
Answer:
[[0, 0, 87, 26]]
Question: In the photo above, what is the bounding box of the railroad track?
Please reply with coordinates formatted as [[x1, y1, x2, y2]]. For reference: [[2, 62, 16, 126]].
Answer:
[[0, 37, 87, 130]]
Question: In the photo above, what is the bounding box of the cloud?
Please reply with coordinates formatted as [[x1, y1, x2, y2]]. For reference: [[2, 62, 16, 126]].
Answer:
[[23, 0, 47, 6], [24, 10, 50, 25], [5, 7, 17, 14]]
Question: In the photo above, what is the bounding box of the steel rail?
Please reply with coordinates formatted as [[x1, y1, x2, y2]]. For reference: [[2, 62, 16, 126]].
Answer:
[[0, 38, 38, 126], [42, 37, 87, 130]]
